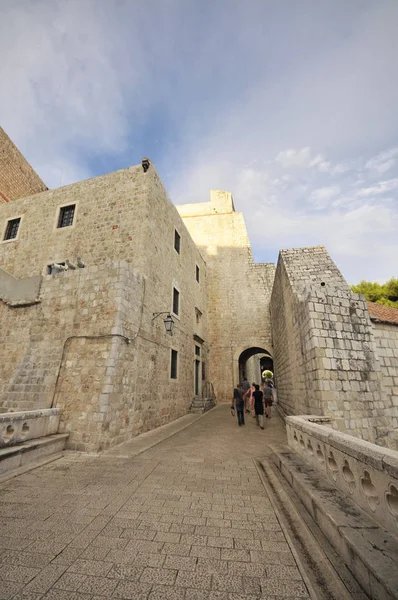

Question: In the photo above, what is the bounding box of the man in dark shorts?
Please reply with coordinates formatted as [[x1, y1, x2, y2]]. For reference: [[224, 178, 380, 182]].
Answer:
[[263, 382, 274, 419], [252, 384, 264, 429], [232, 384, 245, 426]]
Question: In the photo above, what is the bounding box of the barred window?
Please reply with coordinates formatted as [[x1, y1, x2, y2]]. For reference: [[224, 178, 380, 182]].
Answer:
[[58, 205, 75, 228], [4, 218, 21, 240]]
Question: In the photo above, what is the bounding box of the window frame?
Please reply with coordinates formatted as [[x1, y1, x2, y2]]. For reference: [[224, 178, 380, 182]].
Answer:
[[54, 201, 78, 232], [174, 229, 181, 254], [170, 348, 178, 380], [1, 215, 23, 244], [172, 285, 180, 319]]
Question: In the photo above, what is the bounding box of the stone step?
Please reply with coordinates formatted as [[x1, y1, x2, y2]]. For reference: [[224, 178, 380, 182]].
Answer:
[[268, 444, 398, 600], [0, 433, 68, 477]]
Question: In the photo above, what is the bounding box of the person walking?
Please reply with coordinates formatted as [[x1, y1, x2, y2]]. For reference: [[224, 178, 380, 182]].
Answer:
[[232, 384, 245, 426], [252, 384, 264, 429], [263, 381, 274, 419], [247, 382, 256, 417], [241, 378, 250, 412]]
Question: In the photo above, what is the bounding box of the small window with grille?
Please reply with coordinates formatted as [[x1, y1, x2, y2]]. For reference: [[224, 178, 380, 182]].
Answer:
[[3, 218, 21, 241], [57, 204, 76, 228], [171, 349, 178, 379]]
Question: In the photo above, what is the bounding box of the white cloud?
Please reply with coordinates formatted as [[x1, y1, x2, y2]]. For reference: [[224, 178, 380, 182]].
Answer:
[[357, 178, 398, 197], [365, 148, 398, 174], [274, 147, 349, 175], [309, 185, 340, 209]]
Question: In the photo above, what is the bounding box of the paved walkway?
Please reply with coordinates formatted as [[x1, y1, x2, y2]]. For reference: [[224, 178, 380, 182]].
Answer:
[[0, 406, 310, 599]]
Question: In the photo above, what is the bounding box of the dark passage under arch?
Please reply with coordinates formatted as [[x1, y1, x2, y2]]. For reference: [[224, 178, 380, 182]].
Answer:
[[238, 346, 273, 383]]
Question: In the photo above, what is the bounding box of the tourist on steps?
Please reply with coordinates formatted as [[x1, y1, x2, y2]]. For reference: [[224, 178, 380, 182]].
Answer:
[[252, 384, 264, 429], [232, 384, 245, 426]]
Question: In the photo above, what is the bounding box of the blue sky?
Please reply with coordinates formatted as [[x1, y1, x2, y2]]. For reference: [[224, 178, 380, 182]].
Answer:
[[1, 0, 397, 283]]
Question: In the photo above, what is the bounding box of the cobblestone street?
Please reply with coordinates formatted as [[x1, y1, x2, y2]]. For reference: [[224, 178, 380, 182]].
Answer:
[[0, 406, 310, 599]]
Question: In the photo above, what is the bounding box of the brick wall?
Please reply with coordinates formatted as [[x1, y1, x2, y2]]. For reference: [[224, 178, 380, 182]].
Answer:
[[0, 127, 47, 202]]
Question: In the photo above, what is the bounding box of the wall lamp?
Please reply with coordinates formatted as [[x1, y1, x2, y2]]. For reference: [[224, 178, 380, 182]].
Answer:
[[152, 312, 174, 335]]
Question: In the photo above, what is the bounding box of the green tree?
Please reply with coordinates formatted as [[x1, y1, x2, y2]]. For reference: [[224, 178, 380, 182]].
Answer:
[[351, 277, 398, 308]]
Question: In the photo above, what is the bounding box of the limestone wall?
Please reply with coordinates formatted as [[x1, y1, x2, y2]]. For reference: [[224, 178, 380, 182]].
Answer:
[[373, 322, 398, 444], [0, 166, 147, 278], [0, 163, 208, 452], [0, 127, 47, 203], [178, 190, 275, 402], [271, 246, 393, 448], [270, 257, 310, 416]]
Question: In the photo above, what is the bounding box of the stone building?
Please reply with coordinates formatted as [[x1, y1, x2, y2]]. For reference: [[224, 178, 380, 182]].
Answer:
[[1, 131, 397, 451]]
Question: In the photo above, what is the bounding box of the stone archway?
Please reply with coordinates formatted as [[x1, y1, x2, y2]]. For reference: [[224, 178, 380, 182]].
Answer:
[[234, 345, 273, 386]]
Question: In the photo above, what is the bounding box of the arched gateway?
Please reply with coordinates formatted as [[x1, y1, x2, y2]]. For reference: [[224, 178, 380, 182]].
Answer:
[[234, 345, 274, 388]]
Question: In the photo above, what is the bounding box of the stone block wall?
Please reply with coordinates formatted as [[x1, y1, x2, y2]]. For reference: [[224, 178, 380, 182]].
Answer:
[[178, 190, 275, 402], [270, 257, 309, 415], [0, 165, 147, 278], [0, 127, 47, 203], [373, 323, 398, 447], [0, 163, 208, 452], [271, 246, 394, 448]]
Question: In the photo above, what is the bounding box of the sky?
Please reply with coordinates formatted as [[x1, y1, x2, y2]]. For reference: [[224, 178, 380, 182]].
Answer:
[[1, 0, 397, 284]]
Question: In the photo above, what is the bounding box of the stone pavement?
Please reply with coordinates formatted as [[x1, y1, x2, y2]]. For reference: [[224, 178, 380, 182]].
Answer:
[[0, 405, 310, 599]]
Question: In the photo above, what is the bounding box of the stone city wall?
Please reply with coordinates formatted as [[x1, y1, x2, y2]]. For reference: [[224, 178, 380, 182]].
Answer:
[[270, 257, 309, 416], [178, 190, 275, 402], [271, 246, 394, 448], [0, 127, 47, 203], [373, 322, 398, 445], [0, 163, 208, 451]]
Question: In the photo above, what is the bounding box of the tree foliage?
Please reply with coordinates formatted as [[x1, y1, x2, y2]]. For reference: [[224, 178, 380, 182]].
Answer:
[[351, 277, 398, 308]]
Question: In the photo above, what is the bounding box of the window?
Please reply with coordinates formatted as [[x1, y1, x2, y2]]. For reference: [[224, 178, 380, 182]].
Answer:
[[196, 265, 200, 283], [57, 204, 75, 228], [173, 287, 180, 316], [3, 218, 21, 240], [171, 349, 178, 379], [195, 345, 201, 357], [174, 229, 181, 253]]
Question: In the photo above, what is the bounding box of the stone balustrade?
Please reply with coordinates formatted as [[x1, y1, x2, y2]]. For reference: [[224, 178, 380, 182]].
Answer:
[[0, 408, 61, 448], [286, 415, 398, 534]]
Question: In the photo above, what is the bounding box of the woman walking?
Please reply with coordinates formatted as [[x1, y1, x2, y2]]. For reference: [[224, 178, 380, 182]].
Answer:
[[252, 384, 264, 429]]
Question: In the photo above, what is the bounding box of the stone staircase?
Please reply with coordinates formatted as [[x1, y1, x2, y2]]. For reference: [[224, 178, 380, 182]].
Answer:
[[190, 395, 216, 414]]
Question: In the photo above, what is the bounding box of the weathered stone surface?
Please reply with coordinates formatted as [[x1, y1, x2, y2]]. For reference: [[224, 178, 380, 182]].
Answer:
[[0, 406, 309, 599], [0, 127, 47, 203]]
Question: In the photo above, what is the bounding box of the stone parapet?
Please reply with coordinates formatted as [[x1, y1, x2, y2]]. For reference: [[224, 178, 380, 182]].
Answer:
[[0, 408, 61, 448], [286, 415, 398, 534]]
